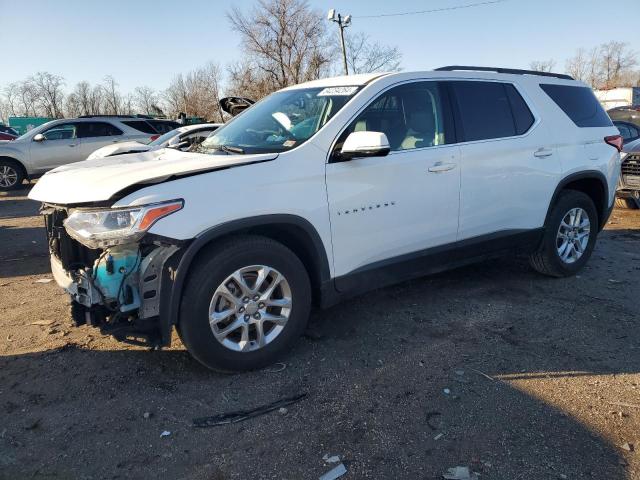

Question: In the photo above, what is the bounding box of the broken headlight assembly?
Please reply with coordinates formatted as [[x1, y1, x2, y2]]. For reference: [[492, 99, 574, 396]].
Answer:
[[63, 200, 183, 249]]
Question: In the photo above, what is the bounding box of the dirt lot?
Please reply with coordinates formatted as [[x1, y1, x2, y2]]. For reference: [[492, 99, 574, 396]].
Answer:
[[1, 186, 639, 480]]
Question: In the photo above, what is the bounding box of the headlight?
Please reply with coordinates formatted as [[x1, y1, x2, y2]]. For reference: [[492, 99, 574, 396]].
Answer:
[[64, 200, 183, 249]]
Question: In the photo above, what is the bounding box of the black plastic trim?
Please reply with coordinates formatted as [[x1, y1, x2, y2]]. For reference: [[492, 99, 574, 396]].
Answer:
[[160, 214, 332, 342], [335, 229, 544, 296]]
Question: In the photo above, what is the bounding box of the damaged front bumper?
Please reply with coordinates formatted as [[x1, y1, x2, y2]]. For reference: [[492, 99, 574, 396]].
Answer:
[[44, 205, 184, 347]]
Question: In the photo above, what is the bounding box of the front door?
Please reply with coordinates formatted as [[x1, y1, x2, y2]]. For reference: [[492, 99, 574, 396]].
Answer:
[[29, 122, 82, 172], [325, 81, 461, 287]]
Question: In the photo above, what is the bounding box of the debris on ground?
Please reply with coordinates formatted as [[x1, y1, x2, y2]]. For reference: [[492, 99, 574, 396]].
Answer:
[[278, 407, 288, 415], [192, 392, 307, 427], [434, 433, 444, 440], [425, 411, 441, 430], [160, 430, 171, 438], [319, 463, 347, 480], [322, 454, 341, 464], [143, 412, 152, 419], [34, 278, 52, 284], [442, 466, 479, 479], [264, 362, 287, 373], [30, 320, 55, 326], [621, 442, 634, 452], [443, 388, 451, 395]]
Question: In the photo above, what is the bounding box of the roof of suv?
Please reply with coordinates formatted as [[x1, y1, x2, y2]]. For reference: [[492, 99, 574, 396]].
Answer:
[[285, 67, 581, 91]]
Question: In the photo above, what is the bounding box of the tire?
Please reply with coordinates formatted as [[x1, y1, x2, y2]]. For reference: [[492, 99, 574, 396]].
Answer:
[[615, 197, 639, 209], [529, 190, 598, 278], [0, 159, 25, 191], [177, 235, 311, 372]]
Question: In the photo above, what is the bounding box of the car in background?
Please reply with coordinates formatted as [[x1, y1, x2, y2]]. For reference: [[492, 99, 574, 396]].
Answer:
[[0, 116, 180, 190], [0, 131, 17, 141], [0, 125, 19, 136], [87, 123, 221, 160], [617, 137, 640, 209], [608, 105, 640, 128], [613, 120, 640, 144]]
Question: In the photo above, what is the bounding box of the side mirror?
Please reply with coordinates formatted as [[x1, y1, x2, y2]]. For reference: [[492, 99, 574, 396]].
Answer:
[[340, 131, 390, 159], [33, 133, 45, 142]]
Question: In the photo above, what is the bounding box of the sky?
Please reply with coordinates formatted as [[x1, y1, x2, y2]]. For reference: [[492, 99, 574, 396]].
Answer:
[[0, 0, 639, 94]]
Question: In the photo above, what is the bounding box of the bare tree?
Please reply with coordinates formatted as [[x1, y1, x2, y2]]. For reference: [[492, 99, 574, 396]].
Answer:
[[102, 75, 122, 115], [163, 62, 225, 121], [228, 0, 332, 94], [599, 41, 638, 88], [529, 59, 556, 73], [565, 48, 589, 82], [31, 72, 65, 117], [133, 86, 157, 115], [343, 31, 402, 74]]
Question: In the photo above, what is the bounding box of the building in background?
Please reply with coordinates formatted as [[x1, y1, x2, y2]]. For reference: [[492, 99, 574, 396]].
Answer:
[[594, 87, 640, 110], [8, 116, 55, 135]]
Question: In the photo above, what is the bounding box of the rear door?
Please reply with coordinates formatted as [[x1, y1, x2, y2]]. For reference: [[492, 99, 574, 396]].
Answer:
[[450, 80, 560, 240], [29, 122, 83, 170], [77, 121, 125, 159]]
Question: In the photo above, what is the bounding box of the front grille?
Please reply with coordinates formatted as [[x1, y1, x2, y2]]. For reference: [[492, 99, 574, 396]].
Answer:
[[622, 154, 640, 188], [43, 206, 101, 270]]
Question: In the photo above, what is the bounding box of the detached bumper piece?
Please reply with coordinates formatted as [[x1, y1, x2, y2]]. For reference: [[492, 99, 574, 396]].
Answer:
[[43, 205, 180, 348]]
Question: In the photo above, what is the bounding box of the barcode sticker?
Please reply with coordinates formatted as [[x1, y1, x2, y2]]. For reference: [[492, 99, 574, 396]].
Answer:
[[317, 86, 359, 96]]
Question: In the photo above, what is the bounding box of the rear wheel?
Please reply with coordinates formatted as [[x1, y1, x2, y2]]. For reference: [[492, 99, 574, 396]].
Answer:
[[529, 190, 598, 277], [177, 235, 311, 372], [615, 197, 639, 209], [0, 160, 24, 191]]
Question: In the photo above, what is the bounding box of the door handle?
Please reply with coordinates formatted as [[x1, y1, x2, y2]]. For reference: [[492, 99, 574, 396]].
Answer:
[[534, 148, 553, 158], [68, 143, 77, 147], [428, 162, 456, 173]]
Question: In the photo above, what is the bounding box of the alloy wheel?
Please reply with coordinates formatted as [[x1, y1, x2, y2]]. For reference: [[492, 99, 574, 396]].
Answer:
[[208, 265, 292, 352], [0, 165, 18, 188], [556, 207, 590, 264]]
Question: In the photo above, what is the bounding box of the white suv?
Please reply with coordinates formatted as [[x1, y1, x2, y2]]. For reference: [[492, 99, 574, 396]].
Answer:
[[29, 67, 622, 371], [0, 116, 180, 190]]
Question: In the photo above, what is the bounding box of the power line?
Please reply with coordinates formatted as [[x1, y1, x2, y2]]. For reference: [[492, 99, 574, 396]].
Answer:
[[355, 0, 508, 19]]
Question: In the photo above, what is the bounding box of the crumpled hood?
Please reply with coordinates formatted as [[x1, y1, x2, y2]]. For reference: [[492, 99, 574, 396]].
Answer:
[[29, 148, 278, 205], [86, 141, 151, 160]]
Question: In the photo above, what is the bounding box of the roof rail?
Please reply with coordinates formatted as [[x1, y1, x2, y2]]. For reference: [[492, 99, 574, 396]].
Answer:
[[435, 65, 574, 81], [77, 114, 138, 118]]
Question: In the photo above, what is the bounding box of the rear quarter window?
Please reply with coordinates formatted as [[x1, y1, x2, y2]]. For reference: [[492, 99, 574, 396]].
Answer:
[[148, 120, 181, 134], [540, 84, 613, 128]]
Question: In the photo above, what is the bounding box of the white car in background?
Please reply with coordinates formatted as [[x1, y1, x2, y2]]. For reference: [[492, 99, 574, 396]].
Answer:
[[0, 116, 181, 190], [87, 123, 222, 160]]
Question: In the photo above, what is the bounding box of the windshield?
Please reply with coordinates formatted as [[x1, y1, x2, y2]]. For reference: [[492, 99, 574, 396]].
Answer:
[[197, 86, 360, 155], [149, 128, 181, 146]]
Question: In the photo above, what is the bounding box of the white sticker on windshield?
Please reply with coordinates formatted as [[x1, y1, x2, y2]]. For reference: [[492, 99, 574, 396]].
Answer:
[[317, 86, 359, 96]]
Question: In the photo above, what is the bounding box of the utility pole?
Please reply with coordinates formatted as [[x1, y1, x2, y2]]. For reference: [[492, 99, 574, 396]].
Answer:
[[328, 9, 351, 75]]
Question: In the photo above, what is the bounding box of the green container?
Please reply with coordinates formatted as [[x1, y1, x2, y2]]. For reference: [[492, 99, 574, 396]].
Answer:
[[8, 116, 55, 135]]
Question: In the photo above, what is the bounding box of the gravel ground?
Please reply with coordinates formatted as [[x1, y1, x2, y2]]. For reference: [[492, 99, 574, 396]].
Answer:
[[1, 185, 639, 480]]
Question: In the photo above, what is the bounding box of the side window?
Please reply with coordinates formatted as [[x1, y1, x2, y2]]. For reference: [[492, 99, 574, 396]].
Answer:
[[505, 85, 535, 135], [183, 130, 212, 146], [77, 122, 123, 138], [334, 81, 450, 155], [540, 84, 613, 128], [451, 81, 516, 141], [42, 123, 77, 140], [122, 120, 157, 134], [149, 120, 179, 134]]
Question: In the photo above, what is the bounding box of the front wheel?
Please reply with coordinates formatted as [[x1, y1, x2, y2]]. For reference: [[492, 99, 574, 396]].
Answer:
[[177, 235, 311, 372], [0, 160, 25, 191], [529, 190, 598, 277]]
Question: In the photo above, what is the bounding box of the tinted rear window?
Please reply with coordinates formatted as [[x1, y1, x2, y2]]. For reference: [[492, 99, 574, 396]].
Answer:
[[451, 81, 516, 141], [77, 122, 123, 138], [505, 85, 535, 135], [540, 84, 612, 127], [148, 120, 180, 134], [123, 120, 156, 134]]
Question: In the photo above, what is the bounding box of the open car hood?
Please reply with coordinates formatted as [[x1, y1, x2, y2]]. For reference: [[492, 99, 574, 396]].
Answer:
[[219, 97, 255, 117], [29, 148, 278, 205]]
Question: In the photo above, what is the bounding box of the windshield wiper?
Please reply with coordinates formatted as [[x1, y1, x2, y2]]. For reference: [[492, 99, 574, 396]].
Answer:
[[216, 145, 245, 155]]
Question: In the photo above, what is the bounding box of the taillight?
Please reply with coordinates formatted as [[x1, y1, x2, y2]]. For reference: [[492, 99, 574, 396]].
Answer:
[[605, 135, 623, 152], [150, 134, 160, 142]]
